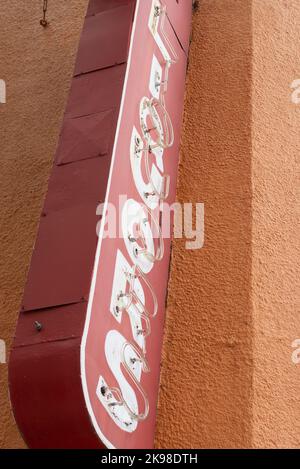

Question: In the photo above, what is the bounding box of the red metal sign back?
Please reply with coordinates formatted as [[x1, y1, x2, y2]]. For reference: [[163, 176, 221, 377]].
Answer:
[[81, 0, 192, 448]]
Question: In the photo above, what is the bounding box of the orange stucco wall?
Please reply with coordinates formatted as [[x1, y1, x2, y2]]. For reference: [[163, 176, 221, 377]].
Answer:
[[251, 0, 300, 448], [0, 0, 299, 449]]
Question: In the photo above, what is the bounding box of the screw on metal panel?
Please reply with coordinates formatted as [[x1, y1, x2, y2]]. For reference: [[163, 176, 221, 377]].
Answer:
[[34, 321, 43, 332], [154, 6, 160, 18]]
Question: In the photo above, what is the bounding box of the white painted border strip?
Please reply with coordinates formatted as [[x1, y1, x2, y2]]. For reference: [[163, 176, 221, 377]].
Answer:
[[80, 0, 141, 450]]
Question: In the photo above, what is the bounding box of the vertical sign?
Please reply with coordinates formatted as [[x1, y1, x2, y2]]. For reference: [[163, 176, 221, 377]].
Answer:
[[81, 0, 192, 449]]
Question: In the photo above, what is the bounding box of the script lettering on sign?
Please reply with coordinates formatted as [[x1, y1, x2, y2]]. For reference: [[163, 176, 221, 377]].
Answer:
[[80, 0, 192, 449]]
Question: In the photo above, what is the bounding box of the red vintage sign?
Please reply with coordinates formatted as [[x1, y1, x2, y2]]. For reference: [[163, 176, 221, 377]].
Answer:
[[9, 0, 192, 449], [81, 0, 192, 449]]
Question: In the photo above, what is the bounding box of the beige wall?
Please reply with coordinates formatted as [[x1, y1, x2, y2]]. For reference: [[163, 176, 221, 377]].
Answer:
[[0, 0, 299, 448]]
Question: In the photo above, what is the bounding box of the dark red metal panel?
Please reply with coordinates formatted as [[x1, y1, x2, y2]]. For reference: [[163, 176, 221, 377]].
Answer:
[[15, 0, 134, 315], [44, 157, 111, 213], [9, 338, 102, 449], [86, 0, 132, 17], [13, 302, 86, 348], [65, 64, 126, 119], [74, 3, 135, 75], [55, 109, 116, 165], [21, 202, 98, 311]]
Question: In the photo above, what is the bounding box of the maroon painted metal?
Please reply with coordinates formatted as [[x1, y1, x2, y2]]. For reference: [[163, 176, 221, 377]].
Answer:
[[55, 109, 116, 165], [13, 302, 86, 349], [10, 336, 101, 449], [65, 64, 126, 119], [21, 202, 98, 311], [74, 4, 135, 75], [44, 157, 111, 213], [9, 0, 193, 449], [86, 0, 133, 17]]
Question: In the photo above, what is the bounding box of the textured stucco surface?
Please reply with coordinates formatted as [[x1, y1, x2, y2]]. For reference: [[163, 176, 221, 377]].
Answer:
[[251, 0, 300, 448], [0, 0, 299, 449], [155, 0, 253, 449]]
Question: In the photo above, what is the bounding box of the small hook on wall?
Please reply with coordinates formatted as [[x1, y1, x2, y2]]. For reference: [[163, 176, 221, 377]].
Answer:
[[40, 0, 49, 27]]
